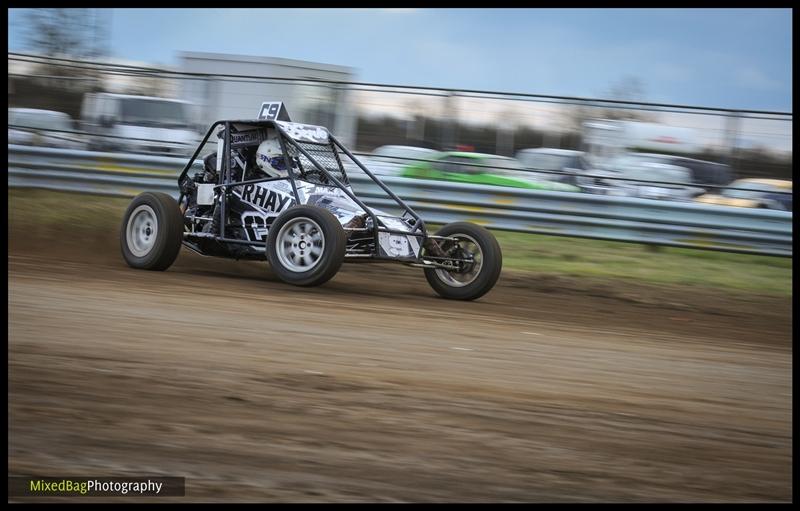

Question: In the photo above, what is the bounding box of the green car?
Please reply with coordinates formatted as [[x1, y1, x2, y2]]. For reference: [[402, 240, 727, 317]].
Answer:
[[399, 151, 580, 191]]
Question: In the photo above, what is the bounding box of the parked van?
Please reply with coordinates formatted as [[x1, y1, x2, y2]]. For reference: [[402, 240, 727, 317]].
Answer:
[[80, 93, 199, 156], [8, 108, 87, 150]]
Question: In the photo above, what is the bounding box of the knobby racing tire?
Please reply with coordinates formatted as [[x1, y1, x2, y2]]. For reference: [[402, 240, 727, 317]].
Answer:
[[120, 192, 184, 271], [424, 222, 503, 301], [267, 205, 346, 287]]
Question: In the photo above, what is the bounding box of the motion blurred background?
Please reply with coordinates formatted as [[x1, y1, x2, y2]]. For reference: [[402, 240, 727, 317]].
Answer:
[[7, 9, 793, 187]]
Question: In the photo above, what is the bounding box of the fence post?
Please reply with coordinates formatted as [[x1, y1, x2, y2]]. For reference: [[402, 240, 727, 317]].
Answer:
[[725, 111, 741, 177], [443, 91, 458, 151]]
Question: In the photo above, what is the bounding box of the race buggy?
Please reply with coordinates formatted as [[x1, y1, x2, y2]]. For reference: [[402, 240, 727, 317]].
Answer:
[[120, 102, 502, 300]]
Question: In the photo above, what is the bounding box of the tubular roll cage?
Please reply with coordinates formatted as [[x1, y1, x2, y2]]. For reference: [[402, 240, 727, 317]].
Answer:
[[177, 119, 429, 260]]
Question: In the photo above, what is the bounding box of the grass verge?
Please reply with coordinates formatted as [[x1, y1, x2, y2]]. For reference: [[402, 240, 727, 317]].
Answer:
[[9, 188, 792, 296]]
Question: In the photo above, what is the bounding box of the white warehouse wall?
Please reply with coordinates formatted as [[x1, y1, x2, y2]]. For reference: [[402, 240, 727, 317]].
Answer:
[[178, 52, 358, 146]]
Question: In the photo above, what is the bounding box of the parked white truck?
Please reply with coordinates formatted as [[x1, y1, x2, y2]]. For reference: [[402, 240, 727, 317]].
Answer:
[[580, 120, 710, 201], [582, 119, 702, 169], [80, 93, 200, 157]]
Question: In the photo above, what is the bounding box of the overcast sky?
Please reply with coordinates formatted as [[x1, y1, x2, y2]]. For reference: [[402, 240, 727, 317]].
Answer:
[[7, 8, 793, 112]]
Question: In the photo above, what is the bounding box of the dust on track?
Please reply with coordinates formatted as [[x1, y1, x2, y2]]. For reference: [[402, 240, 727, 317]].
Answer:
[[8, 230, 792, 502]]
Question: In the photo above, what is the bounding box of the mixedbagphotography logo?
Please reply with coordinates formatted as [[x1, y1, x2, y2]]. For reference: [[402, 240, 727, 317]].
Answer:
[[8, 476, 186, 497]]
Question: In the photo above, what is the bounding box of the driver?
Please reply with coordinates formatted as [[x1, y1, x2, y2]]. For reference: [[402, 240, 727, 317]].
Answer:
[[255, 137, 293, 179]]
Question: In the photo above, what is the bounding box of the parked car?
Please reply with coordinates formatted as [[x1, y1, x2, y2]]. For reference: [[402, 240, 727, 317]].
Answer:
[[617, 152, 732, 189], [582, 153, 707, 201], [80, 93, 200, 156], [399, 151, 580, 191], [8, 108, 87, 150], [694, 179, 792, 211], [616, 163, 706, 201], [515, 148, 587, 180], [360, 145, 441, 177], [372, 145, 441, 164]]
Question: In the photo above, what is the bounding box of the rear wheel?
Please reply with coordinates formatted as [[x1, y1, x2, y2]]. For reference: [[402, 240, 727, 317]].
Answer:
[[120, 192, 184, 270], [424, 222, 502, 301], [266, 206, 346, 287]]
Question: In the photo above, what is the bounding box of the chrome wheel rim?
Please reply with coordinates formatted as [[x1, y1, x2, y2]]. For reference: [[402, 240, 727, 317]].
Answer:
[[276, 217, 325, 272], [435, 234, 483, 287], [126, 205, 158, 257]]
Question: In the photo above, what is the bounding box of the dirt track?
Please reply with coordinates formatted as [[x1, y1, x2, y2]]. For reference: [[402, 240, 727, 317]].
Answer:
[[8, 230, 792, 502]]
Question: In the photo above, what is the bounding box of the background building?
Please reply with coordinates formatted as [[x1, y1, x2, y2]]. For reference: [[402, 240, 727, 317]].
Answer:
[[179, 52, 357, 145]]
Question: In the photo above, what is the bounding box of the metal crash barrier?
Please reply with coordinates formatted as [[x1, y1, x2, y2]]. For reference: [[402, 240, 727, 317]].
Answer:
[[7, 144, 792, 257]]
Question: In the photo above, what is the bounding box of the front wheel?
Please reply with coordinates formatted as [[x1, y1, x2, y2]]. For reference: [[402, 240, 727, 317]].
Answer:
[[266, 206, 346, 287], [120, 192, 184, 271], [424, 222, 502, 301]]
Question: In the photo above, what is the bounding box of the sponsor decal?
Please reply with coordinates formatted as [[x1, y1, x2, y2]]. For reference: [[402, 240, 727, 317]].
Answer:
[[379, 232, 416, 258], [239, 183, 295, 213], [268, 180, 295, 196], [276, 121, 329, 144], [241, 212, 275, 242], [307, 194, 359, 224], [229, 129, 265, 148]]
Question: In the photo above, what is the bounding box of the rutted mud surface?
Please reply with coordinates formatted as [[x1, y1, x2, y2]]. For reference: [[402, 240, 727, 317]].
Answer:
[[8, 230, 792, 502]]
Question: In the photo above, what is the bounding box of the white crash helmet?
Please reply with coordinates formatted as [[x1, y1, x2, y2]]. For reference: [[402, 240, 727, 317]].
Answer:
[[256, 137, 288, 178]]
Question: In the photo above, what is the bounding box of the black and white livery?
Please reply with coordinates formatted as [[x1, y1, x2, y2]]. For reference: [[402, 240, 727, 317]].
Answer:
[[120, 102, 502, 300]]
